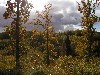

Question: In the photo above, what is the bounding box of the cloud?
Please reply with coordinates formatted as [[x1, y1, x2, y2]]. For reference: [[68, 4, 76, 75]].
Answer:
[[48, 0, 82, 31], [63, 23, 83, 31], [48, 0, 100, 32], [0, 0, 6, 6], [0, 6, 13, 28]]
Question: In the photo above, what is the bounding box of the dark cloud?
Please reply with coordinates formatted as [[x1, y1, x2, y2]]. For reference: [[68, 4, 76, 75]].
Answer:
[[0, 6, 12, 28], [51, 13, 64, 30], [62, 12, 81, 25], [48, 0, 82, 31], [0, 6, 6, 27]]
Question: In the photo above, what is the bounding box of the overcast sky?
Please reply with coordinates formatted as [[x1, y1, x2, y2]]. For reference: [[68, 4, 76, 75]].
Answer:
[[0, 0, 100, 32]]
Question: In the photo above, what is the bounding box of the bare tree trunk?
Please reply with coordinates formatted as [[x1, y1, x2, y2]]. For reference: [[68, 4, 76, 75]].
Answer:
[[46, 25, 50, 65], [16, 0, 20, 70]]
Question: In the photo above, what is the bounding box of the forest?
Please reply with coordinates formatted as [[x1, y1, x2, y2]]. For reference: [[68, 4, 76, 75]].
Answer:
[[0, 0, 100, 75]]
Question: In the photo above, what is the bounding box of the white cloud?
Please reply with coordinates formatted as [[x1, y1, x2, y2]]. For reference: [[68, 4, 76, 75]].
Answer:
[[0, 0, 6, 7], [57, 10, 63, 14], [73, 25, 83, 30], [63, 24, 74, 31], [63, 24, 83, 31]]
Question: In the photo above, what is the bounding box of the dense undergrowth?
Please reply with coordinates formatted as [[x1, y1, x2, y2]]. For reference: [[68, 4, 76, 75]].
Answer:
[[0, 31, 100, 75]]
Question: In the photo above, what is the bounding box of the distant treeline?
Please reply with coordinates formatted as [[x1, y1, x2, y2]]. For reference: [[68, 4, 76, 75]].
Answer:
[[1, 30, 100, 39], [0, 30, 100, 56], [0, 32, 10, 39]]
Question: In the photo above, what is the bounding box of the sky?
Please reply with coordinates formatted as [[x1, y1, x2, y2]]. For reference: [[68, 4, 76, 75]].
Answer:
[[0, 0, 100, 32]]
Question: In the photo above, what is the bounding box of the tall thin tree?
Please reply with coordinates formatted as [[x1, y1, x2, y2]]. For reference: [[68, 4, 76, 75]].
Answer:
[[3, 0, 33, 70], [77, 0, 100, 57], [33, 3, 53, 65]]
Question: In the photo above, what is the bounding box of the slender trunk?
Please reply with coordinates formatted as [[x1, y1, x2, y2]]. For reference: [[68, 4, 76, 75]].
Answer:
[[87, 0, 95, 57], [87, 0, 92, 57], [16, 0, 20, 69], [46, 25, 50, 65]]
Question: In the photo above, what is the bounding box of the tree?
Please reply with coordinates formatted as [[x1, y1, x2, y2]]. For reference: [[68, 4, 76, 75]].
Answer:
[[31, 3, 53, 65], [65, 34, 72, 56], [77, 0, 100, 57], [3, 0, 33, 70]]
